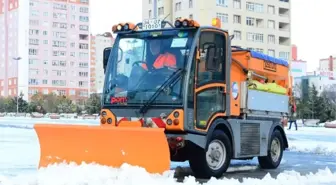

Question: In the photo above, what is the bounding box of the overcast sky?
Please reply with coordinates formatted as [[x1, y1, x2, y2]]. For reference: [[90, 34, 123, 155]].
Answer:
[[90, 0, 335, 71]]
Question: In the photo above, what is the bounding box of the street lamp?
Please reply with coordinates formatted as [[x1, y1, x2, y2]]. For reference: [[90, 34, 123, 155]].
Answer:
[[13, 57, 22, 114]]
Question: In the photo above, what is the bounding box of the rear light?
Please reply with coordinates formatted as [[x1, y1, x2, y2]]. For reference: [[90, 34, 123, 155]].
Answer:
[[173, 119, 179, 125], [101, 118, 106, 124]]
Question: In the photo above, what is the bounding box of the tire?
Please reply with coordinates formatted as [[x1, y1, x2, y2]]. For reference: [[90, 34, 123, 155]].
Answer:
[[258, 130, 284, 169], [189, 130, 232, 179]]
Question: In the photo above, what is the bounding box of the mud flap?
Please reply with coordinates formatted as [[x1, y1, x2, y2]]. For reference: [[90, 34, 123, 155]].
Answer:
[[34, 124, 170, 174]]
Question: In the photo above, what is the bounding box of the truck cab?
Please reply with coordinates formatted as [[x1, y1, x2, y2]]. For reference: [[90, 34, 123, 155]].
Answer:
[[101, 18, 289, 178], [102, 19, 231, 131]]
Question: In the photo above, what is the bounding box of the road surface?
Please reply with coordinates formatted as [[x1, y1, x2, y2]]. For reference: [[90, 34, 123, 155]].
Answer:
[[173, 151, 336, 182]]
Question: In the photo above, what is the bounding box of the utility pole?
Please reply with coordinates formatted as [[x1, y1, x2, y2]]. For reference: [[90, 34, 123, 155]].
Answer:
[[13, 57, 22, 114]]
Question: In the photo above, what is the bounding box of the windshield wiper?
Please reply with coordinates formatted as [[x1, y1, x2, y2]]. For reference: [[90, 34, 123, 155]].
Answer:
[[138, 68, 184, 114]]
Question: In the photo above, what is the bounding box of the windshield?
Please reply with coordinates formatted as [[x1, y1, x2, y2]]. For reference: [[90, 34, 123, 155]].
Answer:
[[103, 30, 195, 106]]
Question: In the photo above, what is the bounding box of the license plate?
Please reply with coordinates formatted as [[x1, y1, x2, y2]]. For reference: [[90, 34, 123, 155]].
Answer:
[[142, 18, 162, 30]]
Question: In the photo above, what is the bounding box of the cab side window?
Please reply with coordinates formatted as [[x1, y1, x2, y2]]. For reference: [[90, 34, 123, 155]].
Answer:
[[197, 31, 226, 86]]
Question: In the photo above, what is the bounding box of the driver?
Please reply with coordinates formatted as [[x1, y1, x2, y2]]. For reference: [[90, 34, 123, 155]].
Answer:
[[141, 39, 177, 70]]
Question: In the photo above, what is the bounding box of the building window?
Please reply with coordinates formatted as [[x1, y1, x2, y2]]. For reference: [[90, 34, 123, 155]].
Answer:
[[246, 2, 263, 13], [268, 5, 275, 14], [29, 49, 38, 55], [216, 13, 228, 23], [233, 31, 241, 40], [279, 52, 290, 60], [158, 7, 164, 16], [268, 35, 275, 44], [246, 17, 255, 26], [233, 15, 241, 24], [175, 2, 181, 11], [189, 0, 193, 8], [216, 0, 228, 7], [79, 7, 89, 13], [149, 0, 152, 4], [149, 10, 152, 18], [268, 20, 275, 29], [189, 14, 193, 19], [79, 25, 88, 31], [255, 48, 264, 53], [80, 0, 89, 4], [79, 16, 89, 22], [246, 32, 263, 43], [233, 0, 241, 9], [29, 20, 39, 26], [268, 49, 275, 57], [29, 39, 39, 45]]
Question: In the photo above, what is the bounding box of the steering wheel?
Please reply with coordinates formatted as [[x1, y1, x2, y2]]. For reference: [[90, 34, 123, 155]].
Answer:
[[132, 61, 147, 67]]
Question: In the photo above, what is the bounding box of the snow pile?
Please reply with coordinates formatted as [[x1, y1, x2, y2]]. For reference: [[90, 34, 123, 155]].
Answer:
[[0, 163, 336, 185], [288, 140, 336, 156], [325, 120, 336, 125], [286, 127, 336, 156]]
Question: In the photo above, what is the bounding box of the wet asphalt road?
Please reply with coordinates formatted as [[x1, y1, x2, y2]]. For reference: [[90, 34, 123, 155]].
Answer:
[[174, 151, 336, 182]]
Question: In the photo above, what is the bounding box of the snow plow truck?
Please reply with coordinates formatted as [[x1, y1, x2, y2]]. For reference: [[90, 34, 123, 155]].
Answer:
[[34, 18, 291, 178]]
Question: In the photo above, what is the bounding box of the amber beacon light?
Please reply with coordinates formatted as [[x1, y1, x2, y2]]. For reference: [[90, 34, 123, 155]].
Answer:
[[112, 22, 137, 33], [211, 18, 221, 28], [174, 18, 200, 28]]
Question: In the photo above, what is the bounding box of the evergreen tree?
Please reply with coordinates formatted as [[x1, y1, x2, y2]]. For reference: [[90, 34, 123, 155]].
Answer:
[[85, 93, 101, 114], [307, 84, 321, 119]]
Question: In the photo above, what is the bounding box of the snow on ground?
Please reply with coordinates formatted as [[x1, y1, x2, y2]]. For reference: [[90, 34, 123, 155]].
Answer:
[[0, 163, 335, 185], [285, 126, 336, 156], [1, 118, 336, 185], [289, 140, 336, 156]]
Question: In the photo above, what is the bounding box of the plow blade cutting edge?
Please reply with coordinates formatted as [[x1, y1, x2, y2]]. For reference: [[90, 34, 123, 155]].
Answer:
[[34, 124, 171, 174]]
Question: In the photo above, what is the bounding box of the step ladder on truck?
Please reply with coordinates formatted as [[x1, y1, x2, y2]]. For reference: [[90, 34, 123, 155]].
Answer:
[[34, 17, 291, 179]]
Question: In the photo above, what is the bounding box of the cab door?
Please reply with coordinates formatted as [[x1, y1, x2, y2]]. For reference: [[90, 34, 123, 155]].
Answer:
[[194, 30, 227, 131]]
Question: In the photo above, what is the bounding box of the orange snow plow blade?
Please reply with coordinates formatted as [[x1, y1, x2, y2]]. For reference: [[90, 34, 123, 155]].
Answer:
[[34, 124, 170, 174]]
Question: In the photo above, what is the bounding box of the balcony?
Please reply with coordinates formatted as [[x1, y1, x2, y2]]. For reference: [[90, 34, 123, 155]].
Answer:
[[279, 7, 290, 17], [279, 22, 290, 31], [279, 36, 290, 46]]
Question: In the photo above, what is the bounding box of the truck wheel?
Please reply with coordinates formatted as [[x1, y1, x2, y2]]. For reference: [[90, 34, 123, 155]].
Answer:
[[189, 130, 232, 179], [258, 130, 284, 169]]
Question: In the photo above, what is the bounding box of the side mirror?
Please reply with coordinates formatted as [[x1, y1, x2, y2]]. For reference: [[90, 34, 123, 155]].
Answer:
[[205, 46, 217, 71], [229, 35, 234, 40], [103, 47, 112, 73]]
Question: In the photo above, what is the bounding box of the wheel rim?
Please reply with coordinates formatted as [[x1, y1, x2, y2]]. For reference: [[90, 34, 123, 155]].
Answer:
[[206, 139, 226, 170], [271, 137, 281, 162]]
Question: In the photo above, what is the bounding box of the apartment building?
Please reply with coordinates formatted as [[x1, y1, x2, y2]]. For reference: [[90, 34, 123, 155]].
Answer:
[[0, 0, 90, 103], [142, 0, 291, 61], [0, 0, 22, 98], [319, 55, 336, 72], [90, 32, 114, 94]]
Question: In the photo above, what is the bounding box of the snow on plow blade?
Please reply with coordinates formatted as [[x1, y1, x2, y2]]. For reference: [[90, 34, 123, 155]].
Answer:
[[34, 124, 170, 174]]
